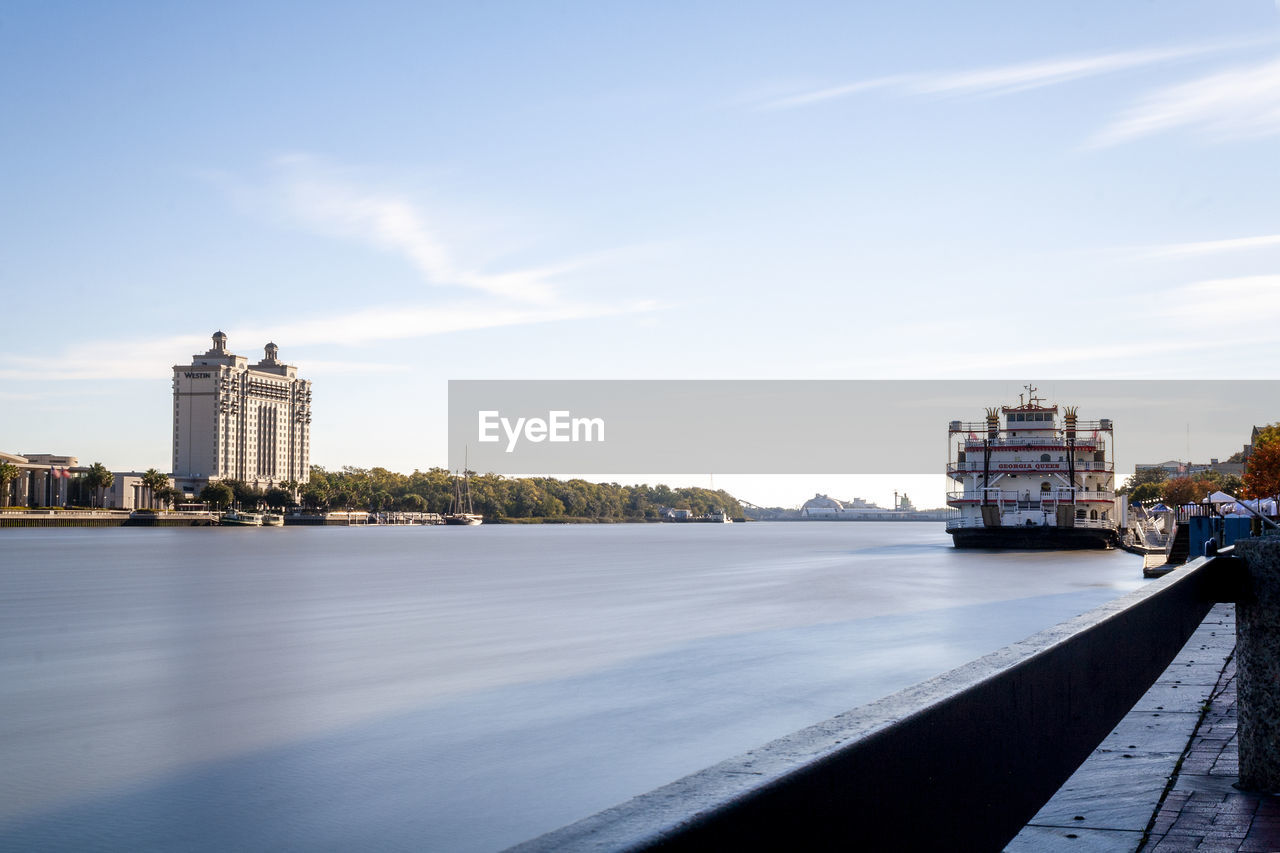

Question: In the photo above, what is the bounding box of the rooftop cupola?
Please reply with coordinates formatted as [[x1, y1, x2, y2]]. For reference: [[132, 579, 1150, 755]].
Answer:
[[264, 342, 279, 363], [212, 331, 228, 352]]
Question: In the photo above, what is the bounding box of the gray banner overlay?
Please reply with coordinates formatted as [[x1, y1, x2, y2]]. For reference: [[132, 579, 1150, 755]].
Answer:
[[448, 380, 1280, 475]]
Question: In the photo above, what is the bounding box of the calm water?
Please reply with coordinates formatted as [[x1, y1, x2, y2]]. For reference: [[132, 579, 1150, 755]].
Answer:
[[0, 523, 1142, 851]]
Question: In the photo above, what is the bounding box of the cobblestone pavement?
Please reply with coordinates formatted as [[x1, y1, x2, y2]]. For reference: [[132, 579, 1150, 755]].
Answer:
[[1008, 605, 1280, 853], [1142, 652, 1280, 852]]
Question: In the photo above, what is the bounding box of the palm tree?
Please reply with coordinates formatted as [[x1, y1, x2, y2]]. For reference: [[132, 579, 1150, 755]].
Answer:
[[0, 462, 19, 508], [153, 484, 177, 510], [84, 462, 114, 508], [140, 468, 168, 509]]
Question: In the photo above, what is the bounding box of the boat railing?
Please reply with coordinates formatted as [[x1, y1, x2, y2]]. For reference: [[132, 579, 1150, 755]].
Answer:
[[944, 515, 1117, 531], [948, 461, 1113, 474], [947, 489, 1117, 504], [961, 436, 1101, 448], [949, 420, 1112, 434]]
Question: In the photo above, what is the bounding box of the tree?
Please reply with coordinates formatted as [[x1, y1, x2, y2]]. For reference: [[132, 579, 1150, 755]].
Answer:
[[0, 462, 18, 507], [300, 486, 327, 509], [84, 462, 114, 508], [1243, 424, 1280, 499], [153, 485, 177, 509], [1162, 476, 1215, 507], [140, 468, 168, 509], [1215, 474, 1244, 497], [264, 487, 296, 510], [1129, 482, 1163, 504], [200, 482, 234, 510], [222, 479, 263, 509], [1120, 467, 1169, 495]]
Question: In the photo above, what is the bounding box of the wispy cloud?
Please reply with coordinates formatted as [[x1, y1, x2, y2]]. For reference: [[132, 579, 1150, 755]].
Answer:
[[913, 43, 1234, 97], [0, 299, 657, 381], [755, 37, 1268, 111], [1159, 274, 1280, 323], [758, 75, 912, 110], [1134, 233, 1280, 260], [259, 155, 572, 304], [237, 299, 657, 349], [1, 155, 663, 381], [1090, 55, 1280, 147], [0, 154, 660, 382]]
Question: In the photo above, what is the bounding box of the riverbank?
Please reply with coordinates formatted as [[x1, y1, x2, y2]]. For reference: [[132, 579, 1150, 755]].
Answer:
[[0, 509, 218, 527], [0, 510, 750, 526]]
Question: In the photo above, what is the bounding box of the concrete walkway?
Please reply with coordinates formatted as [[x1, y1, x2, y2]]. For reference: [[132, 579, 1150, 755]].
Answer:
[[1007, 604, 1280, 852]]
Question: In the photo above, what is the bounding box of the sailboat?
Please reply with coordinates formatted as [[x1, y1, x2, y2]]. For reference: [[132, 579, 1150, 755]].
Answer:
[[445, 459, 483, 526]]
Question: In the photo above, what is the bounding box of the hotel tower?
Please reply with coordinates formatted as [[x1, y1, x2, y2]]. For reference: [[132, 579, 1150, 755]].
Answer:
[[172, 331, 311, 495]]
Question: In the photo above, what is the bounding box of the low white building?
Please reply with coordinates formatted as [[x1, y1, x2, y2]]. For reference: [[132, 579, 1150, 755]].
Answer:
[[100, 472, 175, 510]]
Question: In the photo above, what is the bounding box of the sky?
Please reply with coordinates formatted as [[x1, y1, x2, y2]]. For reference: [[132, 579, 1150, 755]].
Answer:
[[3, 1, 1280, 507]]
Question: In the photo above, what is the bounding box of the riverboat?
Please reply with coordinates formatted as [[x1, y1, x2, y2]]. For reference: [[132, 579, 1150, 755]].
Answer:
[[221, 508, 264, 527], [946, 385, 1122, 549], [262, 512, 285, 527]]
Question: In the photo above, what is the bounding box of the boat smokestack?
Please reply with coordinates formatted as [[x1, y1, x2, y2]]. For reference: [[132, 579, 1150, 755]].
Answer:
[[1064, 406, 1078, 440], [985, 407, 1000, 439]]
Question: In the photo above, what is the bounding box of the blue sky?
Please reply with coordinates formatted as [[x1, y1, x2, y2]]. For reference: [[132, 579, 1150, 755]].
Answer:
[[4, 2, 1280, 506]]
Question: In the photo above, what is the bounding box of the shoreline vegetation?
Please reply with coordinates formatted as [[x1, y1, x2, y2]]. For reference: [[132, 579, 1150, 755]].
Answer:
[[299, 466, 747, 523], [57, 466, 750, 524]]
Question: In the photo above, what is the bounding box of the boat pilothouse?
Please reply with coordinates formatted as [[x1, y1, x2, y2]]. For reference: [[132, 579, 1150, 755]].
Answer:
[[946, 385, 1122, 549]]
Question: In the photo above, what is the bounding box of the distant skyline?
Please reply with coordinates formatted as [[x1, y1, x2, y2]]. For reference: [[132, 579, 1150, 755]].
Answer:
[[4, 2, 1280, 507]]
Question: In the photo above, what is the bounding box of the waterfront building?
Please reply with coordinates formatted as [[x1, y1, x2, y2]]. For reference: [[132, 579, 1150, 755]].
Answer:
[[801, 494, 887, 518], [0, 452, 80, 507], [1134, 459, 1246, 479], [1134, 460, 1184, 478], [172, 332, 311, 496], [799, 493, 949, 521], [102, 472, 176, 510]]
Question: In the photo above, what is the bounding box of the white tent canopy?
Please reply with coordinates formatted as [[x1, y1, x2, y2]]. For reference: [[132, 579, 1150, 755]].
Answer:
[[1222, 498, 1279, 515], [1207, 491, 1237, 504]]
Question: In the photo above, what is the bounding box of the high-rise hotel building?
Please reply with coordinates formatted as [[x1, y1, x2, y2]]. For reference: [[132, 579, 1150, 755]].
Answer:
[[172, 332, 311, 495]]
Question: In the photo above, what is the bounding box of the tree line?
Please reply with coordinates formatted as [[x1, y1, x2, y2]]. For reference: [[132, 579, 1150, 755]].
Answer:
[[198, 465, 746, 521], [0, 460, 743, 520]]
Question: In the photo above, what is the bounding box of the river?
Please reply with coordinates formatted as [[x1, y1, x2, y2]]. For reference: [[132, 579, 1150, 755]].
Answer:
[[0, 523, 1142, 851]]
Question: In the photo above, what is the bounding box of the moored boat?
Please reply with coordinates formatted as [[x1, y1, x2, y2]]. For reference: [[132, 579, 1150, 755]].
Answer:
[[443, 513, 483, 526], [262, 512, 284, 527], [444, 465, 483, 526], [222, 508, 264, 526], [946, 385, 1122, 549]]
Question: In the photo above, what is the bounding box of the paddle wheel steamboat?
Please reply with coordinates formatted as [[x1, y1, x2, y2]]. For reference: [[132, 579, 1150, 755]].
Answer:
[[946, 386, 1121, 549]]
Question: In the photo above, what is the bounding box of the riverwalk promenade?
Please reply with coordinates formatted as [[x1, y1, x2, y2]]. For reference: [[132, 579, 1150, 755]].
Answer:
[[1009, 603, 1280, 852]]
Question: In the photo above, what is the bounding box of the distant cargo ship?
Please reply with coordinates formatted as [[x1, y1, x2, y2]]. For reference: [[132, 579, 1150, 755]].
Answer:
[[946, 385, 1122, 549]]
